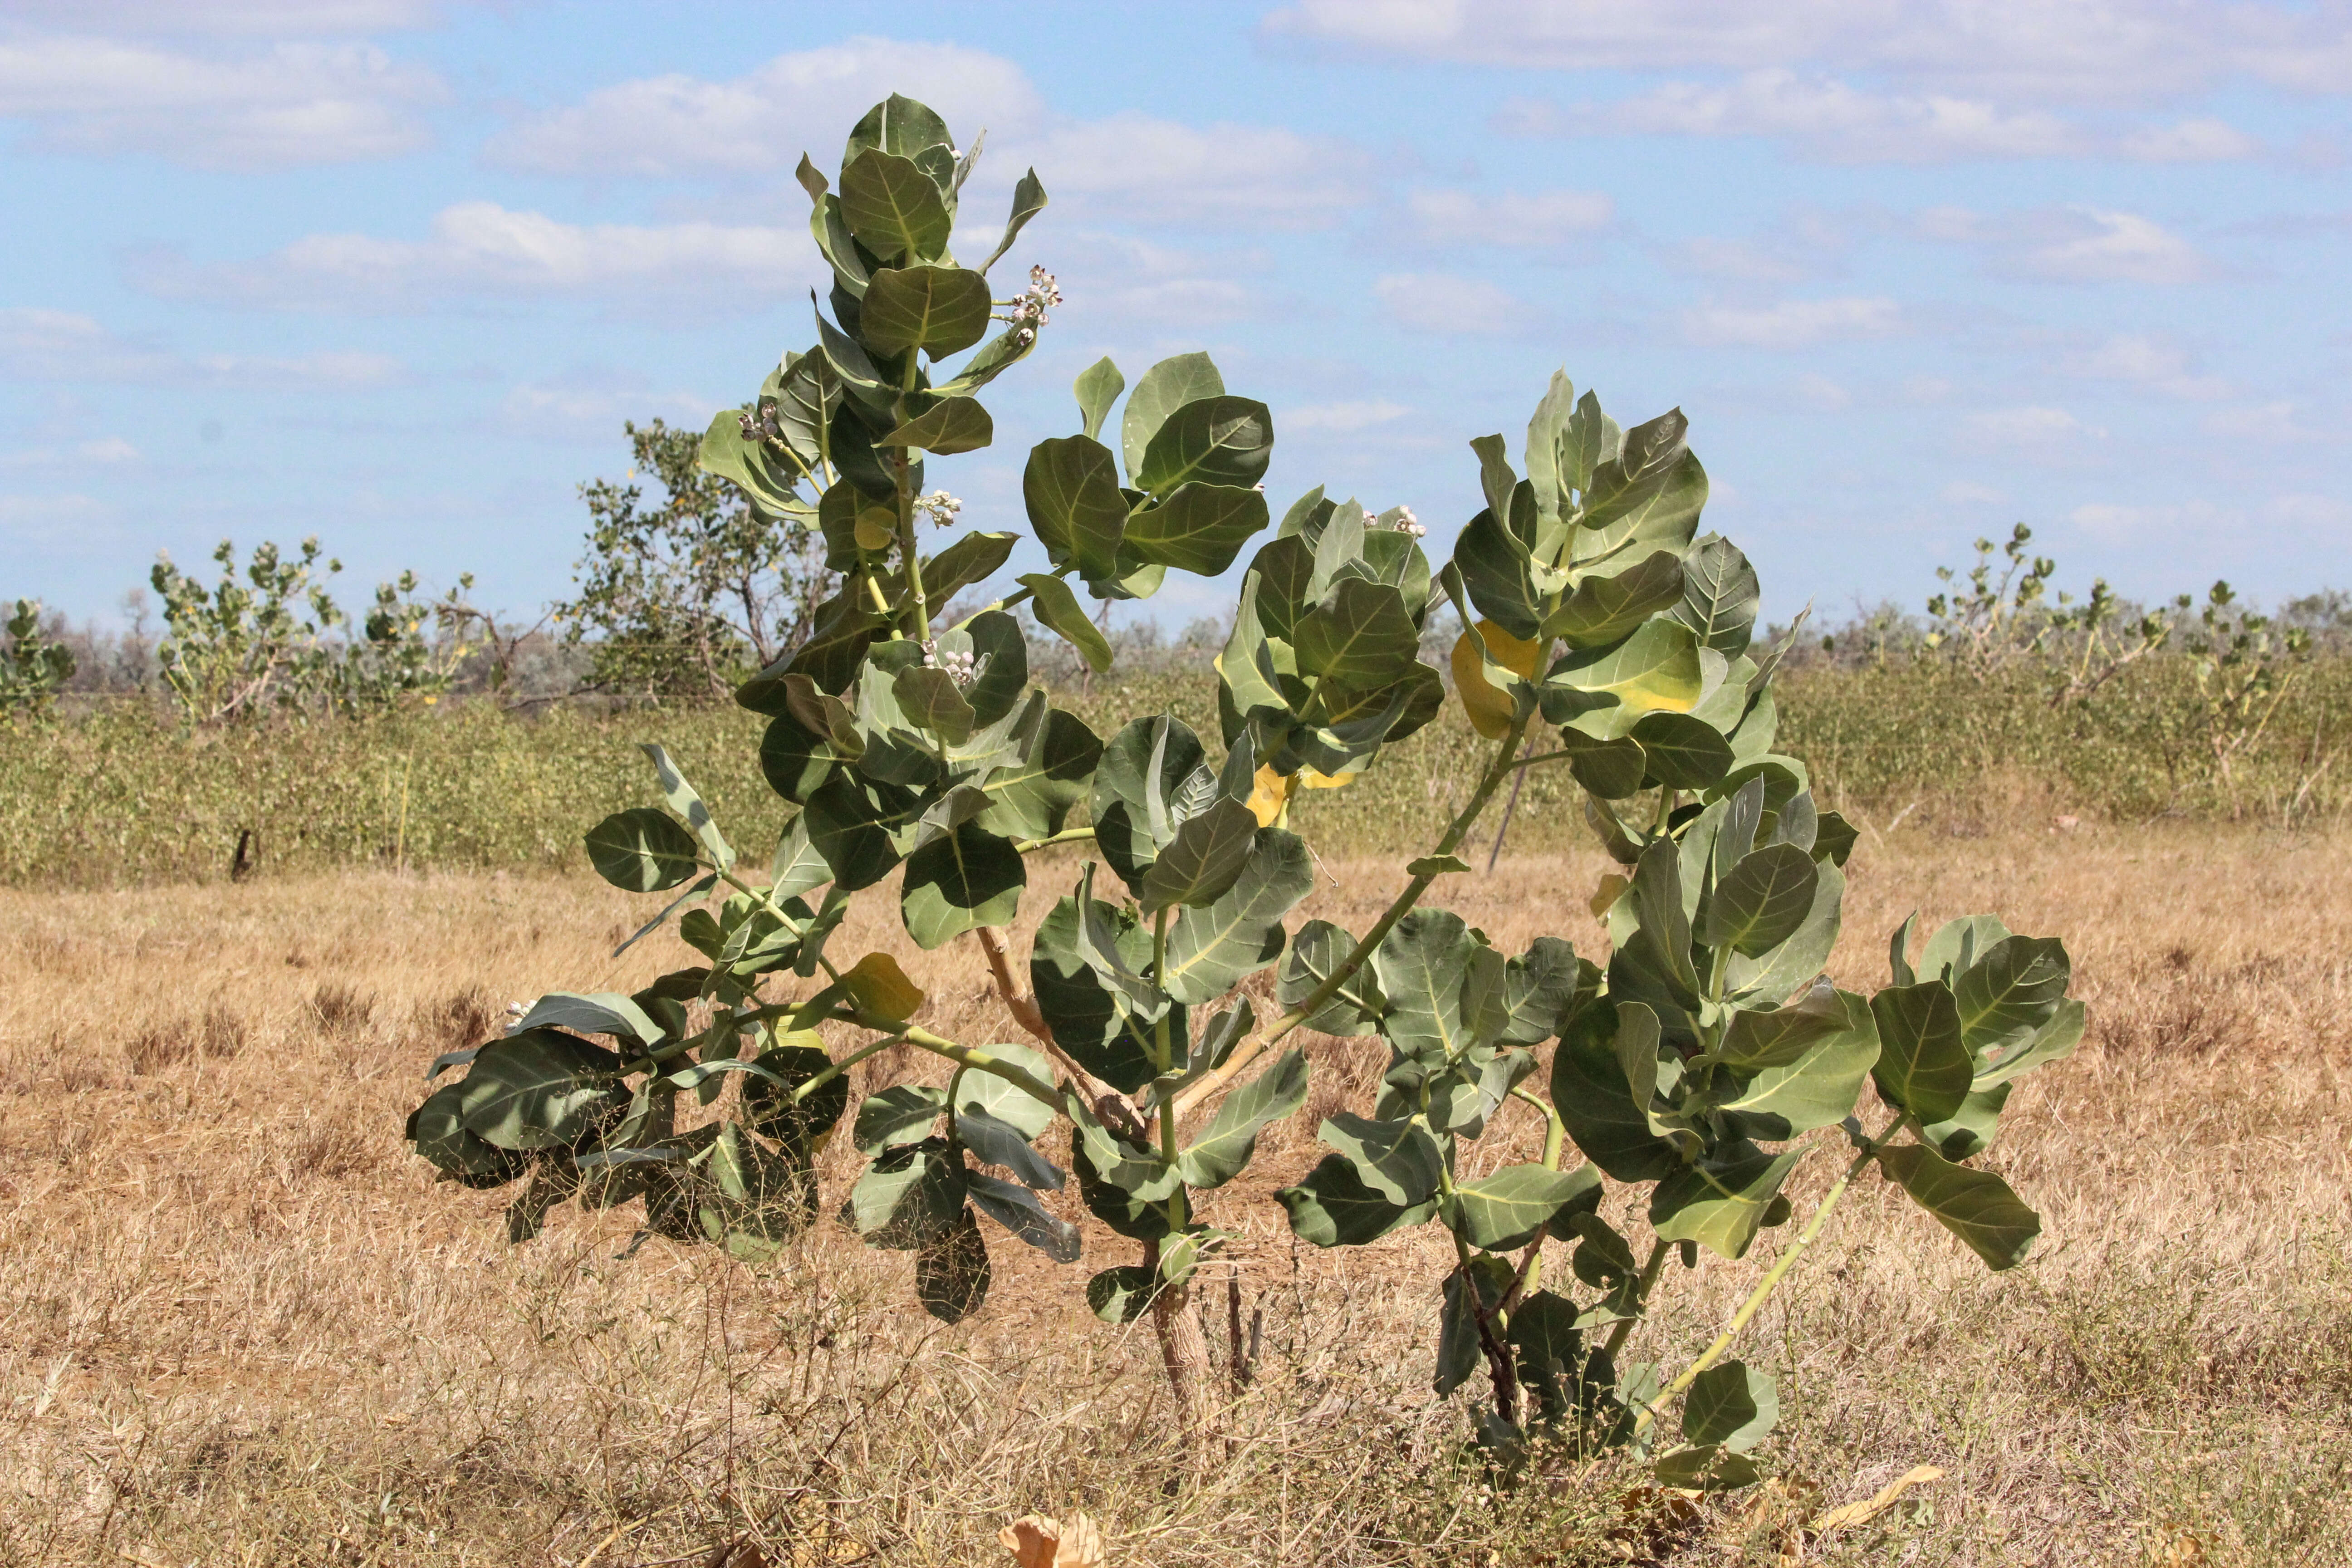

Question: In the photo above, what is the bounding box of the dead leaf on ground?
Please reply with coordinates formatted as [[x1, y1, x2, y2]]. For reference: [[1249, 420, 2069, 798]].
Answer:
[[1813, 1465, 1944, 1535], [997, 1512, 1104, 1568]]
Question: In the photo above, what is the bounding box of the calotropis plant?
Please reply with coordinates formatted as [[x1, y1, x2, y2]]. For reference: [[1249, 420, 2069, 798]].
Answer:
[[404, 93, 2082, 1484]]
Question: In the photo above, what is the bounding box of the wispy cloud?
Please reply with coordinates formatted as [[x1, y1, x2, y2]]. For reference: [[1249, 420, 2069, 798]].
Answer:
[[1405, 186, 1613, 246], [129, 204, 823, 312], [1375, 273, 1526, 335], [0, 33, 441, 167], [1919, 206, 2215, 284], [1681, 295, 1901, 349], [0, 307, 406, 385]]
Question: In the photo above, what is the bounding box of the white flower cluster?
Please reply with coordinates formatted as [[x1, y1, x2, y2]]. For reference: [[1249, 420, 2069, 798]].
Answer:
[[1003, 264, 1063, 346], [737, 403, 783, 442], [1388, 505, 1426, 538], [921, 639, 977, 686], [916, 489, 962, 527]]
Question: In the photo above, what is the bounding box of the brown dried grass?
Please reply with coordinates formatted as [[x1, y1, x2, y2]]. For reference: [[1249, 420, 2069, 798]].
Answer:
[[1, 822, 2348, 1565]]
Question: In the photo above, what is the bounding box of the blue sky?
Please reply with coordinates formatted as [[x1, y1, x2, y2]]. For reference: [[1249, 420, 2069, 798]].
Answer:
[[4, 0, 2349, 631]]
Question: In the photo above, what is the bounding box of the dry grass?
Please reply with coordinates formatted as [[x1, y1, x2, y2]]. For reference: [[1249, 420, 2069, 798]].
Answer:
[[3, 821, 2349, 1566]]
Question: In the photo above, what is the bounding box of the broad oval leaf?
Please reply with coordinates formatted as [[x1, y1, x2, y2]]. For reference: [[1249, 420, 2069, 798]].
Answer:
[[1175, 1048, 1308, 1188], [1868, 980, 1973, 1125], [1120, 352, 1225, 483], [1122, 483, 1271, 577], [860, 265, 992, 357], [1276, 1154, 1438, 1247], [1134, 395, 1274, 495], [1683, 1360, 1779, 1453], [880, 396, 992, 454], [1703, 843, 1820, 958], [1876, 1142, 2042, 1270], [838, 147, 951, 264], [1022, 435, 1127, 578], [900, 821, 1025, 949], [585, 808, 701, 892], [1447, 1162, 1600, 1252], [1160, 829, 1313, 1004]]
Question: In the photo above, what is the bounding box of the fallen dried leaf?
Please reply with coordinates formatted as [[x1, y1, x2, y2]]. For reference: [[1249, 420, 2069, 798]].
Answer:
[[1813, 1464, 1944, 1535], [997, 1512, 1104, 1568]]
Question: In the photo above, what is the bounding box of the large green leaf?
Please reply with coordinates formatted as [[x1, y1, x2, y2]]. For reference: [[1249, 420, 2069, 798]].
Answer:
[[1029, 897, 1168, 1093], [1876, 1143, 2042, 1270], [456, 1030, 625, 1152], [1447, 1162, 1599, 1251], [1917, 1082, 2012, 1161], [1703, 843, 1820, 958], [1141, 798, 1260, 912], [880, 396, 992, 455], [1455, 509, 1543, 639], [512, 992, 665, 1046], [844, 92, 952, 164], [1023, 435, 1126, 579], [1630, 711, 1735, 791], [1683, 1360, 1778, 1453], [1715, 978, 1849, 1071], [1019, 573, 1112, 672], [1543, 549, 1683, 647], [1279, 919, 1384, 1037], [1121, 352, 1224, 483], [847, 1137, 966, 1249], [1869, 981, 1973, 1124], [1649, 1147, 1803, 1260], [1673, 534, 1760, 656], [407, 1083, 529, 1186], [1549, 1002, 1684, 1182], [901, 821, 1025, 948], [853, 1083, 946, 1154], [892, 663, 976, 745], [977, 706, 1101, 840], [1176, 1048, 1307, 1187], [1134, 396, 1273, 495], [1578, 438, 1707, 570], [1974, 997, 2085, 1089], [1276, 1154, 1437, 1246], [1070, 1123, 1178, 1240], [1952, 936, 2071, 1059], [966, 1170, 1081, 1261], [860, 265, 992, 357], [1546, 618, 1704, 739], [1160, 829, 1312, 1004], [1722, 861, 1845, 1009], [1293, 576, 1421, 691], [584, 808, 702, 892], [838, 147, 951, 264], [1317, 1112, 1444, 1206], [1121, 484, 1270, 576], [803, 774, 905, 892], [1372, 908, 1477, 1068], [1091, 715, 1210, 894]]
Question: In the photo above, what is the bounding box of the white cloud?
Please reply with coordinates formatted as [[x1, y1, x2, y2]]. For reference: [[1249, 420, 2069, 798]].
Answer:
[[1963, 405, 2106, 460], [1010, 113, 1370, 230], [499, 371, 714, 443], [0, 307, 407, 385], [2062, 333, 2230, 399], [2200, 401, 2335, 445], [1942, 480, 2008, 505], [0, 436, 142, 470], [0, 490, 113, 545], [1790, 372, 1850, 411], [1375, 273, 1526, 334], [1265, 1, 2352, 106], [2120, 116, 2263, 162], [1920, 205, 2214, 284], [490, 44, 1369, 231], [133, 202, 823, 310], [485, 38, 1042, 177], [1283, 399, 1410, 434], [1517, 70, 2081, 162], [0, 34, 441, 167], [1406, 186, 1613, 245], [1681, 295, 1901, 349], [0, 2, 441, 33], [2023, 209, 2212, 283]]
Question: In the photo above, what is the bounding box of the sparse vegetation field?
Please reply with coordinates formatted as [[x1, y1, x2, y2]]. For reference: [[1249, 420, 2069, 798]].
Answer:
[[5, 825, 2347, 1566]]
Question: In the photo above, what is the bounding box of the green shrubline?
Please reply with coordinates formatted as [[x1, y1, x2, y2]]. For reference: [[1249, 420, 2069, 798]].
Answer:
[[399, 93, 2084, 1488]]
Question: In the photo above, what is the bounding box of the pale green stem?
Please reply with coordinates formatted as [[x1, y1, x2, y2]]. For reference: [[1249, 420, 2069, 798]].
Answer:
[[1014, 826, 1095, 853], [1629, 1113, 1909, 1439], [787, 1032, 906, 1103]]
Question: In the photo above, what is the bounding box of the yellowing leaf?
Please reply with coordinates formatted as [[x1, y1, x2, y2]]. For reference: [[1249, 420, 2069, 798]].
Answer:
[[840, 952, 925, 1024], [1589, 872, 1629, 919], [1451, 618, 1541, 740], [998, 1512, 1105, 1568], [1298, 766, 1356, 790], [1247, 764, 1294, 827]]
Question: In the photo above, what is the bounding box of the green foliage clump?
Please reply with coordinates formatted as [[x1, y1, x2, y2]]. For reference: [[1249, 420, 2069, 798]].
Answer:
[[149, 538, 483, 723], [554, 418, 835, 701], [394, 93, 2092, 1489], [1, 598, 75, 715]]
